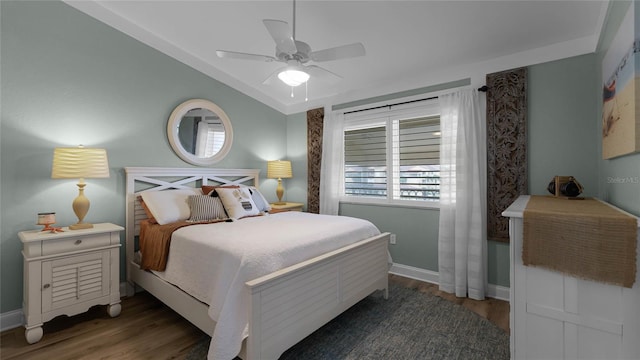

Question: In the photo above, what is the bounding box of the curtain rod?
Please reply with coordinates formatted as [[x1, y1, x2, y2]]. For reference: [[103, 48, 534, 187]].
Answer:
[[343, 96, 438, 115], [344, 86, 489, 115]]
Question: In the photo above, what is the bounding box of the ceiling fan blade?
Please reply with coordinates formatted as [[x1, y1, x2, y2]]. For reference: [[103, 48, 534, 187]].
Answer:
[[310, 43, 366, 62], [305, 65, 343, 83], [216, 50, 277, 62], [263, 19, 297, 55]]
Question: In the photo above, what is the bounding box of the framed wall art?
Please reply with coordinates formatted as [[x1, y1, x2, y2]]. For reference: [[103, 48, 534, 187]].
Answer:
[[602, 2, 640, 159]]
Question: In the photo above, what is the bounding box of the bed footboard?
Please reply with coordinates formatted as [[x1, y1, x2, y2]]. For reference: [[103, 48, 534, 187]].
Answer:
[[246, 232, 390, 360]]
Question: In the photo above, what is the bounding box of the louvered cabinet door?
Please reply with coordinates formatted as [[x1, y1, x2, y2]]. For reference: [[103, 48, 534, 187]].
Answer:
[[41, 251, 110, 313]]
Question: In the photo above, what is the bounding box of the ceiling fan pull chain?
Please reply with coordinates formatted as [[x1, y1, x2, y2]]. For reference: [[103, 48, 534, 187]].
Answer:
[[305, 80, 308, 102], [291, 86, 294, 98]]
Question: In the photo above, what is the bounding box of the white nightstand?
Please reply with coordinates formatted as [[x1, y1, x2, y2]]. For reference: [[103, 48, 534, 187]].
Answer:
[[19, 223, 123, 344], [269, 202, 304, 213]]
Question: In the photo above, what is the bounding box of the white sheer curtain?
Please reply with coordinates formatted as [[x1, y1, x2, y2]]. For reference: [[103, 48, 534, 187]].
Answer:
[[319, 107, 344, 215], [194, 121, 210, 157], [438, 89, 487, 300]]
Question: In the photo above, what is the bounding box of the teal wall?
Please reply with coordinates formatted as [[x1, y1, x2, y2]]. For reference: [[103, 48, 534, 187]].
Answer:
[[340, 203, 440, 272], [528, 54, 599, 197], [597, 1, 640, 216], [285, 112, 308, 207], [0, 1, 288, 313]]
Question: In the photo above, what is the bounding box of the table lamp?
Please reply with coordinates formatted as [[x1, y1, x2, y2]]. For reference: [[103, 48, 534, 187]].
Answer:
[[51, 146, 110, 230], [267, 160, 292, 205]]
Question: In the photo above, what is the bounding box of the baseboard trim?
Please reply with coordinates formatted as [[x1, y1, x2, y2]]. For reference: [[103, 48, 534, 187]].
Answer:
[[390, 263, 440, 284], [488, 284, 510, 302], [120, 282, 128, 298], [1, 282, 131, 332], [389, 263, 510, 301], [1, 309, 24, 332]]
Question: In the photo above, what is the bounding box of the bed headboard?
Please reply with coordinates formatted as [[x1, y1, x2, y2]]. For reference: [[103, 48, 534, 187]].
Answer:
[[124, 167, 260, 284]]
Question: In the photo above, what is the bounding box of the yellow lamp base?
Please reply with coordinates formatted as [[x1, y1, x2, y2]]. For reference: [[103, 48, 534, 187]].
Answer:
[[70, 181, 93, 230], [275, 178, 286, 205], [69, 222, 94, 230]]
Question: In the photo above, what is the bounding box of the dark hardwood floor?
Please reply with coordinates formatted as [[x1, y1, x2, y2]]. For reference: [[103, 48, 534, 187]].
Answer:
[[1, 275, 509, 359]]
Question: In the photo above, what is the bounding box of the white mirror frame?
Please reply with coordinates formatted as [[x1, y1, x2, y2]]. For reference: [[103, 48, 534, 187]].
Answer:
[[167, 99, 233, 166]]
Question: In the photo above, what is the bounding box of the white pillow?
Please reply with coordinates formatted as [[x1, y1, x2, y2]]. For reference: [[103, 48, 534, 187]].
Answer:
[[140, 188, 202, 225], [241, 185, 272, 212], [216, 187, 260, 219]]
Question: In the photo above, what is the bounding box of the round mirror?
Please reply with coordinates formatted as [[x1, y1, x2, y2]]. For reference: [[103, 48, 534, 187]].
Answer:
[[167, 99, 233, 166]]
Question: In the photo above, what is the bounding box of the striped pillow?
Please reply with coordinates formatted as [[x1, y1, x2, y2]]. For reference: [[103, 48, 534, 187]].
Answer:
[[187, 195, 227, 222]]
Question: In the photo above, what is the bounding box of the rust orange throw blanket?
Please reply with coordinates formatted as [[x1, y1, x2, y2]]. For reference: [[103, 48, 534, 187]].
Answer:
[[523, 196, 638, 288], [139, 219, 227, 271]]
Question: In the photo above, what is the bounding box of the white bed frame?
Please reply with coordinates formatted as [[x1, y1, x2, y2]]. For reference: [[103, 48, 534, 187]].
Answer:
[[124, 167, 390, 360]]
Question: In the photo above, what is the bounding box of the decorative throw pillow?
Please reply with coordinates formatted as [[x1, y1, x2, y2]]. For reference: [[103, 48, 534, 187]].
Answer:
[[215, 187, 260, 219], [245, 186, 271, 212], [187, 195, 227, 222], [202, 185, 239, 196], [140, 188, 202, 225]]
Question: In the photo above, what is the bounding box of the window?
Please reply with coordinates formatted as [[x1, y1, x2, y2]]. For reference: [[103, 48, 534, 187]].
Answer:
[[395, 115, 440, 201], [345, 125, 387, 198], [342, 100, 440, 206]]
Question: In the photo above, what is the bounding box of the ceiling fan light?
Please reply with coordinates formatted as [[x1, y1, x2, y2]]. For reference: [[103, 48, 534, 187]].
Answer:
[[278, 69, 309, 87]]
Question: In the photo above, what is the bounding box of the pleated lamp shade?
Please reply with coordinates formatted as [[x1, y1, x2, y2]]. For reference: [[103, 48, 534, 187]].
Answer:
[[51, 146, 110, 230], [51, 147, 110, 179], [267, 160, 292, 179]]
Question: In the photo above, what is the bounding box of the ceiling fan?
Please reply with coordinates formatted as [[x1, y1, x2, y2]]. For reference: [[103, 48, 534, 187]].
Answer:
[[216, 0, 365, 91]]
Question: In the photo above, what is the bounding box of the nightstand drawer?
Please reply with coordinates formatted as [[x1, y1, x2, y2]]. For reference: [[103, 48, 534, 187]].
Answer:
[[42, 234, 111, 256]]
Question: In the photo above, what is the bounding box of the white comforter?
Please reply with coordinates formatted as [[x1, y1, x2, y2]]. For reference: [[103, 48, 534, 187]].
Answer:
[[153, 211, 381, 360]]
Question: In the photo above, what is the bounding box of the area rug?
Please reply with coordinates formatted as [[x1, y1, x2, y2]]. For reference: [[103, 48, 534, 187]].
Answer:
[[186, 283, 510, 360]]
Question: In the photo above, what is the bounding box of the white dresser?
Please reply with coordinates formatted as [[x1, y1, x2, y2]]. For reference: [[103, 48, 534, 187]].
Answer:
[[19, 223, 123, 344], [503, 196, 640, 360]]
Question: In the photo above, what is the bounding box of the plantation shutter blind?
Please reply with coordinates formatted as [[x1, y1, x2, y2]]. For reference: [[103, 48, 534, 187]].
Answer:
[[395, 115, 441, 201], [344, 125, 387, 197]]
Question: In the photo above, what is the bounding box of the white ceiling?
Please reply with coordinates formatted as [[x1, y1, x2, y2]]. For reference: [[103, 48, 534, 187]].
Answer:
[[64, 1, 608, 114]]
